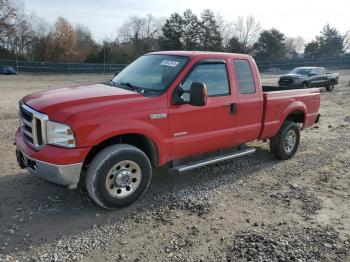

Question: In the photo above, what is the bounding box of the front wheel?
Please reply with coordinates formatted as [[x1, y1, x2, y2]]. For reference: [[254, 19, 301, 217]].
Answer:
[[86, 144, 152, 209], [302, 82, 309, 89], [270, 121, 300, 160]]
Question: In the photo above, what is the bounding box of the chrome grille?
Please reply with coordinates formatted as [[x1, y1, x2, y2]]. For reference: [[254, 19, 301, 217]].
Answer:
[[19, 103, 48, 148], [279, 78, 294, 86]]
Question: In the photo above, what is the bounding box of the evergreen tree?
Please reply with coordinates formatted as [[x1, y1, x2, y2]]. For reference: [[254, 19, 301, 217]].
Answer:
[[253, 29, 286, 60], [317, 24, 344, 56], [304, 40, 319, 58], [182, 9, 200, 50], [199, 9, 222, 51], [226, 36, 245, 53], [160, 13, 184, 50]]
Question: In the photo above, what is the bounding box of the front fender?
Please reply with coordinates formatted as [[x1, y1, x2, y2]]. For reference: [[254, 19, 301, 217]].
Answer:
[[67, 115, 171, 165]]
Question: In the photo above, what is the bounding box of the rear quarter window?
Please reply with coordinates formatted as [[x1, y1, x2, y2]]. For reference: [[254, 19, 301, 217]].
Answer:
[[233, 60, 255, 94]]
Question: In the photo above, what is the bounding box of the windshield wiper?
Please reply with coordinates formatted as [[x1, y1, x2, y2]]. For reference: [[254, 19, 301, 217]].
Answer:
[[106, 81, 161, 95], [104, 80, 139, 93], [119, 82, 143, 93], [104, 80, 115, 86]]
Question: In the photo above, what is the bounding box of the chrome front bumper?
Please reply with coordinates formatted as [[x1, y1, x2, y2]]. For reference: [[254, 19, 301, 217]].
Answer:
[[16, 147, 82, 189]]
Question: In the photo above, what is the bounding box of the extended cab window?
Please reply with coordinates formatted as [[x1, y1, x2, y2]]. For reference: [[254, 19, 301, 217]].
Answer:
[[233, 60, 255, 94], [181, 63, 230, 97]]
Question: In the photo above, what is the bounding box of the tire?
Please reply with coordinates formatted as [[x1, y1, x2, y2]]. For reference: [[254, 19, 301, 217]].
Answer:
[[302, 82, 309, 89], [270, 121, 300, 160], [325, 80, 335, 92], [86, 144, 152, 209]]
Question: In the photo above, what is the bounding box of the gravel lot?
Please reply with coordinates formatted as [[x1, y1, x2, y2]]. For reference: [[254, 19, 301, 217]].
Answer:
[[0, 71, 349, 261]]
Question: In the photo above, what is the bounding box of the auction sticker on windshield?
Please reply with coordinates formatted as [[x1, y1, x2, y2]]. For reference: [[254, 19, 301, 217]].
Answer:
[[161, 60, 179, 67]]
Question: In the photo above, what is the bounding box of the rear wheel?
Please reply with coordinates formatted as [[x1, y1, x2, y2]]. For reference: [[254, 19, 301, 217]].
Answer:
[[325, 80, 335, 92], [86, 144, 152, 209], [270, 121, 300, 160]]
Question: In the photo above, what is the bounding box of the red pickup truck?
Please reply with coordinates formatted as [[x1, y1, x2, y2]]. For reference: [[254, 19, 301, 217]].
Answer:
[[15, 51, 321, 209]]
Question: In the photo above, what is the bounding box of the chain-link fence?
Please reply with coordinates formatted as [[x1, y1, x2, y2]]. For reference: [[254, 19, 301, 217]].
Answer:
[[1, 55, 350, 74], [256, 55, 350, 72], [0, 60, 126, 74]]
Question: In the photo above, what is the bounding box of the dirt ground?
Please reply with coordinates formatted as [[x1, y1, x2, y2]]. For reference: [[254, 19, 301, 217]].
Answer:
[[0, 71, 349, 261]]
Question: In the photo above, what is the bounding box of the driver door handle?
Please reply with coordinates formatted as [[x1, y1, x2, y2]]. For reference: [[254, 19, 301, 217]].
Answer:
[[230, 103, 237, 114], [223, 103, 237, 114]]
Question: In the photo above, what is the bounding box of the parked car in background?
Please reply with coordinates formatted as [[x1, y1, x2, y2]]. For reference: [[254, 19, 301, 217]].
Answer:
[[278, 67, 339, 91], [1, 66, 17, 75]]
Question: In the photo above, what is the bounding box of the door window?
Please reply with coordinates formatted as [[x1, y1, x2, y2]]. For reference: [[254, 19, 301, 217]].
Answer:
[[181, 63, 230, 98], [310, 68, 317, 75], [233, 60, 255, 94], [316, 68, 324, 75]]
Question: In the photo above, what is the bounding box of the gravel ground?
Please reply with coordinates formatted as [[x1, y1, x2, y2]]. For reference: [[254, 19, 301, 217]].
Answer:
[[0, 72, 349, 261]]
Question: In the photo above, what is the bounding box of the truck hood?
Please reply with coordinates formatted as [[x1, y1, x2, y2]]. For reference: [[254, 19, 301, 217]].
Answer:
[[280, 73, 305, 79], [23, 84, 143, 122]]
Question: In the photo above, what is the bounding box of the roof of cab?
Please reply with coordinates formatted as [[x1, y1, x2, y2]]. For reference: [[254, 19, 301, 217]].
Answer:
[[148, 50, 252, 60]]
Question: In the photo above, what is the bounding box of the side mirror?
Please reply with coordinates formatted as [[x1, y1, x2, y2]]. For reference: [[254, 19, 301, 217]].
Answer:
[[189, 82, 207, 106]]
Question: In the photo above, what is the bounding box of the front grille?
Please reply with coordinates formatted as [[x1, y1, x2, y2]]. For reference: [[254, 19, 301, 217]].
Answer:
[[279, 78, 294, 86], [19, 103, 48, 148]]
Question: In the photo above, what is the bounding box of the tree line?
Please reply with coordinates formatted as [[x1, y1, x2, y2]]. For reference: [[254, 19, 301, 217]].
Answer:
[[0, 0, 349, 64]]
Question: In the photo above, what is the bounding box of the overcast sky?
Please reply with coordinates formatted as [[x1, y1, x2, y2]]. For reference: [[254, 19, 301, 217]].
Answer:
[[24, 0, 349, 42]]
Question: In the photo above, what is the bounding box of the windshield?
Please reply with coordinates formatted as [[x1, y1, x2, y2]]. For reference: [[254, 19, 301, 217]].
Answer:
[[112, 54, 188, 92], [290, 68, 311, 76]]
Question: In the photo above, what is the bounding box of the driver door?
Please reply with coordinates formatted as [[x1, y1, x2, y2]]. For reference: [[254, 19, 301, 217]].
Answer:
[[309, 68, 319, 87], [169, 60, 237, 160]]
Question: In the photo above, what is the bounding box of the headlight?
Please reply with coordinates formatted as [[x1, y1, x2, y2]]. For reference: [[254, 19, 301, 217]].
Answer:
[[47, 121, 76, 148]]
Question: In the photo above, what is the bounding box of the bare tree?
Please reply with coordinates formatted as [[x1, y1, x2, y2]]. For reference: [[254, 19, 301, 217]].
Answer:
[[118, 15, 144, 44], [233, 15, 261, 53], [294, 36, 305, 54], [344, 29, 350, 52], [215, 13, 234, 47], [118, 14, 163, 56], [75, 23, 96, 61], [286, 36, 306, 57], [12, 14, 36, 54], [32, 15, 51, 39], [0, 0, 21, 46]]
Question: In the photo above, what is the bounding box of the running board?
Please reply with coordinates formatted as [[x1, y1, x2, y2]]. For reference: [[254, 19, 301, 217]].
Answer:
[[169, 148, 256, 174]]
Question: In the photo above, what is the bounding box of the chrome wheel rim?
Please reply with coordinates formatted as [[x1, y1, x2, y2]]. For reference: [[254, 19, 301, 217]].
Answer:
[[284, 129, 296, 154], [105, 160, 141, 198]]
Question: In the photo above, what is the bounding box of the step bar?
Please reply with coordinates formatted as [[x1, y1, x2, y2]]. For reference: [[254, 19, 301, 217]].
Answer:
[[169, 148, 256, 174]]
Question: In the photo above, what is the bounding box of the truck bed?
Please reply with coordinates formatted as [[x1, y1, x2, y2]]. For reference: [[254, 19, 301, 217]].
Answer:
[[262, 85, 305, 92], [259, 87, 321, 140]]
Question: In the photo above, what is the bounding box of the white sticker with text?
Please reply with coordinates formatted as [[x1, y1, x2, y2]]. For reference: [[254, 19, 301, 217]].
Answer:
[[160, 60, 179, 67]]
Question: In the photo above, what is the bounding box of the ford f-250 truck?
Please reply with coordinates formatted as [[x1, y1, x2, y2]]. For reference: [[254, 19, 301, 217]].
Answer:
[[278, 67, 339, 91], [15, 51, 321, 209]]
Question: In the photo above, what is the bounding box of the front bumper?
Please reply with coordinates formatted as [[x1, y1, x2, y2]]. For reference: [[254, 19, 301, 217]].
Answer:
[[15, 129, 88, 188], [16, 147, 83, 188]]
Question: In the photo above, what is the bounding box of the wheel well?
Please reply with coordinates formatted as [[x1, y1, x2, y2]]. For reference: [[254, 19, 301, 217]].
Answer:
[[83, 134, 159, 167], [285, 110, 305, 127]]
